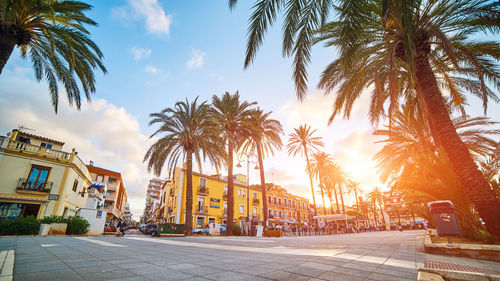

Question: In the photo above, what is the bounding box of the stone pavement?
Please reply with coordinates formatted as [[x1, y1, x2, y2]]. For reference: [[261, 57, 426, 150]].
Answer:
[[0, 230, 427, 280]]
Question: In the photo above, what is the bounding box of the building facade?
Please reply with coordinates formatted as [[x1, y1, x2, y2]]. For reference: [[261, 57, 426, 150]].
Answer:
[[86, 165, 127, 224], [264, 184, 313, 226], [142, 178, 166, 223], [0, 129, 92, 219]]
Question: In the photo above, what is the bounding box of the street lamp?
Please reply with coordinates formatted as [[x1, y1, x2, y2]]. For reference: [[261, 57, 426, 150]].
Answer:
[[236, 152, 258, 221]]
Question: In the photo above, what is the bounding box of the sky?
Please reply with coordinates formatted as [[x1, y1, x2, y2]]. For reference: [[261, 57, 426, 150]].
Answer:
[[1, 0, 499, 220]]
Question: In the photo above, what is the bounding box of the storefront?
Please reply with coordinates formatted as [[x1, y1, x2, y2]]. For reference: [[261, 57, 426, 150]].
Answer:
[[0, 202, 41, 219]]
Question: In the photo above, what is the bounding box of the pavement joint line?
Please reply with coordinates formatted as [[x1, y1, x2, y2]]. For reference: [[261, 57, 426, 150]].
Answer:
[[73, 237, 126, 247], [0, 250, 14, 281]]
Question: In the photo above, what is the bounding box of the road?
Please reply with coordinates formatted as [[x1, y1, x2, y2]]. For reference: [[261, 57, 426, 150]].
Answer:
[[0, 230, 426, 281]]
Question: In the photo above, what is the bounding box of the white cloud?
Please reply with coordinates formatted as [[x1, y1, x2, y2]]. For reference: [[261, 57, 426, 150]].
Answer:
[[112, 0, 172, 35], [145, 65, 161, 74], [187, 49, 206, 69], [0, 68, 156, 220], [130, 47, 152, 61]]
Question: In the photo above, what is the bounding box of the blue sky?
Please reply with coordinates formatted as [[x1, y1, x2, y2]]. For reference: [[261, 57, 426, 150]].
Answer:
[[1, 0, 498, 219]]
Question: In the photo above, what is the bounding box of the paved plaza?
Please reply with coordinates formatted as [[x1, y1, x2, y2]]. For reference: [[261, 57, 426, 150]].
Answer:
[[0, 230, 431, 281]]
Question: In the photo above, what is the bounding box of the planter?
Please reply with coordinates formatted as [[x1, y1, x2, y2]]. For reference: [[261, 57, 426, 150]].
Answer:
[[263, 230, 282, 237], [38, 224, 51, 236], [48, 223, 67, 235]]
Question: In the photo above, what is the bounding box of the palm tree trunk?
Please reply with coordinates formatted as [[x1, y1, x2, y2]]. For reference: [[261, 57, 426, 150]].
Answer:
[[226, 141, 234, 236], [185, 151, 194, 235], [338, 184, 346, 214], [319, 179, 327, 215], [332, 184, 340, 213], [415, 48, 500, 240], [354, 189, 359, 212], [256, 142, 268, 226], [329, 195, 334, 215], [0, 29, 16, 74], [304, 147, 317, 217]]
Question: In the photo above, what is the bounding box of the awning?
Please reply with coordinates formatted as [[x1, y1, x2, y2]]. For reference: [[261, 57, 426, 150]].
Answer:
[[0, 195, 48, 203], [313, 214, 356, 221]]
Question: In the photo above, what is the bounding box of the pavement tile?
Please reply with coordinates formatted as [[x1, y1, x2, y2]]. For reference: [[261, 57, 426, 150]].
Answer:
[[263, 270, 310, 281], [316, 271, 365, 281], [115, 261, 154, 269], [283, 265, 326, 277], [373, 267, 417, 279], [142, 270, 195, 281], [79, 269, 137, 281], [366, 272, 415, 281], [72, 265, 121, 274], [230, 266, 276, 275], [14, 269, 83, 281], [179, 266, 224, 276], [204, 270, 255, 281], [165, 263, 200, 271], [327, 266, 372, 278]]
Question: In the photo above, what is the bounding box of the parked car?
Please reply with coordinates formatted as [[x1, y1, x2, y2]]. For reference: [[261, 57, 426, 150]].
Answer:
[[192, 227, 210, 235], [145, 224, 157, 235], [139, 223, 147, 233], [150, 225, 159, 237], [220, 224, 226, 235]]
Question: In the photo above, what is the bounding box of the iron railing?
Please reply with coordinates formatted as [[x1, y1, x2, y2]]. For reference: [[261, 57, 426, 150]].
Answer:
[[17, 178, 52, 193]]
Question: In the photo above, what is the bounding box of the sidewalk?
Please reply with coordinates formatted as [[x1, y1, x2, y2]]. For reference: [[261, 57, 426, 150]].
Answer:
[[422, 253, 500, 280]]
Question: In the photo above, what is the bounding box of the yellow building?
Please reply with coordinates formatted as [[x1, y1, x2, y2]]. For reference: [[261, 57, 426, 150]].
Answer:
[[159, 167, 263, 228], [0, 129, 92, 219], [264, 184, 313, 226]]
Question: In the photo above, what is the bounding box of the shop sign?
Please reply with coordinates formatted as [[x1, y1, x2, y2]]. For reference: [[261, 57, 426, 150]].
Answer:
[[210, 198, 220, 208], [96, 210, 102, 218], [48, 194, 59, 200]]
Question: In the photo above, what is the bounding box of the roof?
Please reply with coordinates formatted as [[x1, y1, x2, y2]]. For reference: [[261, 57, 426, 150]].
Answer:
[[86, 164, 126, 197], [16, 130, 65, 145]]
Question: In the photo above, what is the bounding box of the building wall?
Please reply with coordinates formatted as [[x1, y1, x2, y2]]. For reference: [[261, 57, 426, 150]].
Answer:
[[0, 135, 91, 219]]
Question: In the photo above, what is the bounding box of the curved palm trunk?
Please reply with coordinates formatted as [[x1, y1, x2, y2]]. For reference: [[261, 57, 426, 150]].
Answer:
[[185, 151, 194, 235], [0, 31, 16, 74], [332, 183, 340, 213], [328, 194, 334, 214], [354, 189, 359, 212], [304, 147, 317, 217], [256, 142, 268, 226], [373, 202, 378, 227], [338, 184, 346, 214], [415, 49, 500, 240], [319, 178, 327, 215], [226, 142, 234, 236]]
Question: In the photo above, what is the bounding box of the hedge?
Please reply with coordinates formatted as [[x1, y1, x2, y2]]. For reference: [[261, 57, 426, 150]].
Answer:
[[158, 223, 184, 234], [0, 216, 90, 236]]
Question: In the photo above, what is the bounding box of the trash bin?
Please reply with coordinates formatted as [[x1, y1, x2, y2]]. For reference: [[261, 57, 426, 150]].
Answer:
[[428, 200, 461, 236]]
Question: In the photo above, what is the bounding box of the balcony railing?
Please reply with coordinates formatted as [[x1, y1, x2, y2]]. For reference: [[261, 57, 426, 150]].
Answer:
[[252, 198, 260, 205], [196, 205, 208, 215], [252, 214, 260, 220], [170, 189, 175, 196], [16, 178, 52, 194], [6, 139, 70, 160], [197, 186, 209, 195]]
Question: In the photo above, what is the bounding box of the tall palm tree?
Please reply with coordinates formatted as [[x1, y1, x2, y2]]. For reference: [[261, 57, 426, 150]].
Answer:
[[287, 124, 324, 216], [309, 151, 333, 215], [211, 91, 256, 235], [324, 163, 340, 214], [0, 0, 106, 112], [368, 187, 385, 227], [346, 179, 362, 213], [234, 0, 500, 239], [144, 98, 225, 235], [241, 108, 283, 226], [357, 196, 372, 227]]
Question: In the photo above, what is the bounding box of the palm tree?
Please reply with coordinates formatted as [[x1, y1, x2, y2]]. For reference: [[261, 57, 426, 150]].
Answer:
[[287, 124, 324, 216], [241, 108, 283, 226], [324, 163, 340, 214], [144, 98, 225, 235], [357, 196, 372, 227], [368, 187, 385, 228], [234, 0, 500, 239], [0, 0, 106, 112], [211, 91, 256, 235], [309, 151, 333, 215], [346, 179, 363, 213]]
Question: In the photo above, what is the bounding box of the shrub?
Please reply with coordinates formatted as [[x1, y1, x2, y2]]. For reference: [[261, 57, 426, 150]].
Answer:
[[466, 229, 492, 243], [158, 223, 184, 234], [0, 216, 40, 235], [40, 215, 90, 235]]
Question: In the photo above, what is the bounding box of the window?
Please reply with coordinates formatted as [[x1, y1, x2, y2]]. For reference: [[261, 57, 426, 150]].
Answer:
[[208, 217, 216, 224], [96, 175, 103, 182], [72, 179, 78, 192], [393, 198, 397, 203], [278, 198, 282, 206], [279, 210, 283, 219], [268, 195, 272, 204], [224, 185, 228, 196], [292, 201, 296, 209], [26, 165, 51, 190], [200, 178, 206, 188], [269, 209, 273, 217], [253, 207, 257, 215], [273, 197, 277, 205], [253, 192, 257, 200], [240, 204, 245, 214], [284, 199, 287, 207], [40, 142, 53, 149]]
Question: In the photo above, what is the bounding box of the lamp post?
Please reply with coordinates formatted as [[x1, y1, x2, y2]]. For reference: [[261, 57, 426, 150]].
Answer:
[[236, 152, 258, 221]]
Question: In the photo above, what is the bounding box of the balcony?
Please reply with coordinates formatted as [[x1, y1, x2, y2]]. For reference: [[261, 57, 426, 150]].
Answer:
[[5, 138, 70, 160], [197, 186, 209, 195], [16, 178, 52, 195], [196, 205, 208, 215], [222, 192, 228, 200], [169, 189, 175, 196], [252, 198, 260, 205], [252, 214, 260, 220]]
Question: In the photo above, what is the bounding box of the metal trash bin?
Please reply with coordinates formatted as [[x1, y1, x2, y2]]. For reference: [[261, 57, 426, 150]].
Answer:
[[428, 200, 461, 236]]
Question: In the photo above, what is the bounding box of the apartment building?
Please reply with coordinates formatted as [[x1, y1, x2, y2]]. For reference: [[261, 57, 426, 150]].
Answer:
[[158, 167, 263, 228], [264, 184, 313, 226], [0, 129, 92, 219], [142, 178, 166, 223], [86, 164, 127, 224]]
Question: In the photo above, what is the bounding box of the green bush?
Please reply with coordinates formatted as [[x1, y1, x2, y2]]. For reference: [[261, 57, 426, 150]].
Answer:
[[466, 229, 492, 243], [40, 215, 89, 235], [158, 223, 184, 234], [0, 216, 40, 235]]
